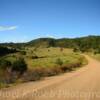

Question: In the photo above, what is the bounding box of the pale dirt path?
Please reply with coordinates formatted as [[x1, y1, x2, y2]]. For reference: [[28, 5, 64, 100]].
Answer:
[[1, 55, 100, 100]]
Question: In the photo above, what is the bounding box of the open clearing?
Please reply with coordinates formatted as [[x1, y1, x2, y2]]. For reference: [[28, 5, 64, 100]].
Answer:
[[0, 55, 100, 100]]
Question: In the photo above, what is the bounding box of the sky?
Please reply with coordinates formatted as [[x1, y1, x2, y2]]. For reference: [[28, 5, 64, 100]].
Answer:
[[0, 0, 100, 43]]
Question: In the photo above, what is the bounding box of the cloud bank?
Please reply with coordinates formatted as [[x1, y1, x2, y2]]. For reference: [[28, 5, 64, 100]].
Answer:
[[0, 26, 17, 31]]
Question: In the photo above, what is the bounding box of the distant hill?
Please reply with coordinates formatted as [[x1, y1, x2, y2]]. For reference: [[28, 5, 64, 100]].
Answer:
[[26, 35, 100, 51], [0, 35, 100, 53], [27, 38, 56, 47]]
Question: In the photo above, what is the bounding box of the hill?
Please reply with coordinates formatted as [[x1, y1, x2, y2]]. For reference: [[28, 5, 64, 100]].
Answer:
[[25, 35, 100, 53], [0, 35, 100, 53]]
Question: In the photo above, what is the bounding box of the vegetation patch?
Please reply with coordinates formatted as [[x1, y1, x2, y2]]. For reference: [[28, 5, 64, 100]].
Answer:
[[0, 47, 87, 89]]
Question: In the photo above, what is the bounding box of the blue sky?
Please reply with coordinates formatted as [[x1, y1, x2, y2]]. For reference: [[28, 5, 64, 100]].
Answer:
[[0, 0, 100, 43]]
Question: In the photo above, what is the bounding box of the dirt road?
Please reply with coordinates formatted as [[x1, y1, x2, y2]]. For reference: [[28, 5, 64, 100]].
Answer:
[[1, 55, 100, 100]]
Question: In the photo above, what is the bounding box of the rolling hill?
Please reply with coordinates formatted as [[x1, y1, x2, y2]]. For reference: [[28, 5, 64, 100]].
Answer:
[[0, 35, 100, 53]]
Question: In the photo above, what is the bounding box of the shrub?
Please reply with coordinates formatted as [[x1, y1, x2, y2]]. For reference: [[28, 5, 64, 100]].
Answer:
[[20, 51, 26, 55], [60, 61, 82, 72], [49, 67, 62, 75], [12, 58, 27, 76], [55, 58, 63, 66], [0, 59, 13, 84], [0, 59, 11, 70], [61, 65, 72, 72], [22, 67, 63, 82], [31, 55, 38, 59], [22, 67, 46, 81], [73, 47, 79, 52]]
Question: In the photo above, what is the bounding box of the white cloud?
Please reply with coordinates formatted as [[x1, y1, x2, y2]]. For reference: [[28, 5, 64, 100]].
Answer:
[[45, 34, 55, 38], [0, 26, 17, 31]]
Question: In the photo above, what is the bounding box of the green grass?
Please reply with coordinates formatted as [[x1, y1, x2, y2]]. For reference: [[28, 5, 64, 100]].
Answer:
[[25, 47, 85, 68], [0, 47, 87, 89], [3, 47, 86, 68]]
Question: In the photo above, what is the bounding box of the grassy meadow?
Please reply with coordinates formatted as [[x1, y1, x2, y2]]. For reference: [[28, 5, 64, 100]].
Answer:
[[0, 47, 87, 88], [3, 47, 86, 68]]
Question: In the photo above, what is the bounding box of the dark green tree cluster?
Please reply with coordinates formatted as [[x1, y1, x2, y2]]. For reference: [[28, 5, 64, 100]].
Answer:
[[0, 46, 17, 56]]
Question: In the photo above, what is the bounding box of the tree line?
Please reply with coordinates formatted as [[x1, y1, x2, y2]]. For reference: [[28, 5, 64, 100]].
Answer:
[[27, 35, 100, 53], [1, 35, 100, 53], [0, 46, 18, 56]]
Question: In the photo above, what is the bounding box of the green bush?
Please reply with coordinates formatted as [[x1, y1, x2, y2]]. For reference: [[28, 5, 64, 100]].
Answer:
[[20, 51, 26, 55], [0, 59, 11, 70], [55, 58, 63, 66], [12, 58, 27, 76], [31, 55, 38, 59], [73, 47, 79, 52]]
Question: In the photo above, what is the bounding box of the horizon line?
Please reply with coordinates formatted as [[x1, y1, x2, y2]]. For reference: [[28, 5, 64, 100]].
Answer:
[[0, 35, 100, 44]]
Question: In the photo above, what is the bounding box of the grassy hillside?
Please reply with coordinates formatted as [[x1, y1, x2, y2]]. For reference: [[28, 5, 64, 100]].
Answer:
[[3, 47, 87, 68], [1, 35, 100, 88], [0, 47, 87, 88]]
